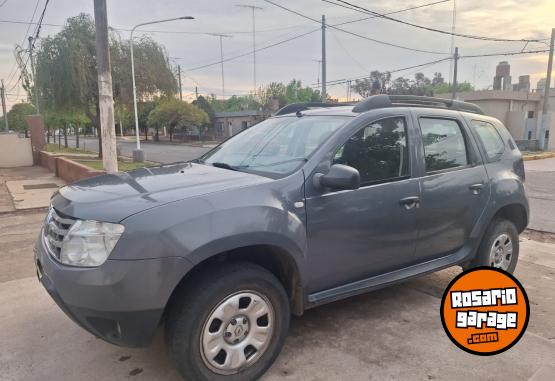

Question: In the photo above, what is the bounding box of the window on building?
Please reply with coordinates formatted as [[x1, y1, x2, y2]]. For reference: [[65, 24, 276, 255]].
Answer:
[[546, 130, 550, 139], [470, 120, 505, 160], [242, 121, 248, 130], [419, 118, 469, 172], [527, 111, 535, 119], [333, 117, 409, 184], [528, 131, 533, 140]]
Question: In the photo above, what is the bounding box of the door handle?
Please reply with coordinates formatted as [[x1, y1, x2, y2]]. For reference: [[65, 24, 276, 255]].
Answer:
[[469, 183, 484, 195], [399, 196, 420, 210]]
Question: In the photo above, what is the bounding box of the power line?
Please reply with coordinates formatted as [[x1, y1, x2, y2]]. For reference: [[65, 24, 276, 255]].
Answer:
[[318, 48, 551, 88], [327, 0, 548, 43], [31, 0, 50, 46], [263, 0, 449, 54], [460, 49, 550, 58], [0, 0, 9, 9], [6, 0, 50, 98], [332, 0, 452, 28], [317, 57, 453, 87], [0, 19, 312, 35], [183, 28, 321, 71], [5, 0, 41, 88]]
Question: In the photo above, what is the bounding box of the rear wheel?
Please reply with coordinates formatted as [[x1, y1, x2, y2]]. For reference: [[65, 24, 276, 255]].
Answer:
[[166, 262, 290, 381], [466, 218, 519, 273]]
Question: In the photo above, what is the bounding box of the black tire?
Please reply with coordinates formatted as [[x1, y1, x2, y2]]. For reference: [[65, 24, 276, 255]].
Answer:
[[465, 218, 520, 273], [165, 262, 290, 381]]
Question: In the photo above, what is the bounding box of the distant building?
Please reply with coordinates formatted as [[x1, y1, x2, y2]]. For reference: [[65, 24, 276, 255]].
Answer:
[[513, 75, 530, 92], [213, 110, 269, 138], [439, 90, 555, 150], [493, 61, 512, 91]]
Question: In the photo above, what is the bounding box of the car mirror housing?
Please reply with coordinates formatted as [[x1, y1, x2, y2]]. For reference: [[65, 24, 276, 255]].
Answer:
[[313, 164, 361, 191]]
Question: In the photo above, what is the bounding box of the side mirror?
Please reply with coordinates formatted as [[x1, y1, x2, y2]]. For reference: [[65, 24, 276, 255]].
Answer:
[[313, 164, 360, 191]]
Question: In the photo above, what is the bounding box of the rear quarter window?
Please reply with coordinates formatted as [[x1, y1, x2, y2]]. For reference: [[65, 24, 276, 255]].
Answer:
[[470, 120, 505, 160]]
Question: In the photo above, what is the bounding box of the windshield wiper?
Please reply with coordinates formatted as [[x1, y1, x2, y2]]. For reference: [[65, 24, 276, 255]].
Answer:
[[239, 157, 308, 168], [211, 162, 239, 171]]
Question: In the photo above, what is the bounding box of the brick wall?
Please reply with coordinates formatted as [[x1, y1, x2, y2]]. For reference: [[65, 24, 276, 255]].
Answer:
[[38, 151, 105, 183]]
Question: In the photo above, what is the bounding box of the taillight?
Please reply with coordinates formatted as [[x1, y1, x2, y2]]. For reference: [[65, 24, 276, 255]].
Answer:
[[514, 158, 525, 182]]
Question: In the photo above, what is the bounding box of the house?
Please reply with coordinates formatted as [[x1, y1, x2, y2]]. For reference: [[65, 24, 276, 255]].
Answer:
[[213, 110, 268, 138], [438, 90, 555, 151]]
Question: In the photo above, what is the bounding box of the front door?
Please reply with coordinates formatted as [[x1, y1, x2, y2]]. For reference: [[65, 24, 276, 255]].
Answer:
[[413, 116, 490, 262], [305, 116, 420, 293]]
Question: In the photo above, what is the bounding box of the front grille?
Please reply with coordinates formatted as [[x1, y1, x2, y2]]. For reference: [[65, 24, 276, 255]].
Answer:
[[43, 208, 76, 259]]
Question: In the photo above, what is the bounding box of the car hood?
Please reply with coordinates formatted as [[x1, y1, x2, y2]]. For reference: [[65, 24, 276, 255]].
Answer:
[[52, 162, 271, 222]]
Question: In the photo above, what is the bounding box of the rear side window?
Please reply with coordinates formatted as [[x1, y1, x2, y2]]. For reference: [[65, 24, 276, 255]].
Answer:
[[333, 117, 409, 184], [470, 120, 505, 160], [419, 118, 469, 172]]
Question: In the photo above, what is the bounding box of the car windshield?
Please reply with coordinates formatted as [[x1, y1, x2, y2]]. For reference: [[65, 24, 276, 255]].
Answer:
[[200, 116, 350, 178]]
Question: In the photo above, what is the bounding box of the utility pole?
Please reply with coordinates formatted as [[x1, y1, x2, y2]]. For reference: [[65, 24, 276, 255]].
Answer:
[[236, 4, 263, 95], [312, 59, 321, 88], [321, 15, 327, 101], [540, 28, 555, 150], [28, 36, 40, 113], [451, 47, 459, 100], [448, 0, 457, 85], [1, 79, 8, 133], [93, 0, 118, 173], [209, 33, 232, 100], [177, 64, 183, 101]]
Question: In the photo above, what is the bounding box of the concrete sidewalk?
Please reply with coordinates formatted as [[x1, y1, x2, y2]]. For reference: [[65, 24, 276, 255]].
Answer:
[[0, 207, 554, 380], [0, 166, 65, 213]]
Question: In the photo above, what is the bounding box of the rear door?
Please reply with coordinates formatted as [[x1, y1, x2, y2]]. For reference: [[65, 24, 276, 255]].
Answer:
[[412, 111, 490, 262]]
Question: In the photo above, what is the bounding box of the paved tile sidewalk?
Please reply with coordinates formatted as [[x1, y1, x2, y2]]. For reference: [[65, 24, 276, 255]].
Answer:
[[0, 167, 65, 213]]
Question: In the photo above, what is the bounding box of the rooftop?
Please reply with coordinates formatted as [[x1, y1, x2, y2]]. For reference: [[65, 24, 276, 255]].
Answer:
[[214, 110, 265, 118]]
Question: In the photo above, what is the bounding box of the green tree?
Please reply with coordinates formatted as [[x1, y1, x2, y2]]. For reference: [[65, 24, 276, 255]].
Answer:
[[192, 95, 215, 139], [351, 71, 392, 97], [34, 13, 177, 156], [257, 79, 321, 109], [45, 110, 89, 147], [7, 103, 36, 137], [432, 81, 474, 94], [110, 35, 177, 104], [147, 99, 209, 142]]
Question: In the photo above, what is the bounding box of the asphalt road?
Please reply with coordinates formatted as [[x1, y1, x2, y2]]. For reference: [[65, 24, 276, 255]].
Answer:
[[61, 136, 555, 233], [63, 136, 211, 164], [524, 158, 555, 233]]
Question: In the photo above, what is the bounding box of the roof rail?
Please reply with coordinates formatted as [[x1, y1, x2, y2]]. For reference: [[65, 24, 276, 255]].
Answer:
[[275, 102, 355, 116], [352, 94, 484, 115]]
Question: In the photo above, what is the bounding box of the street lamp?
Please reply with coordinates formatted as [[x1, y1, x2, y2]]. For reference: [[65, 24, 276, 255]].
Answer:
[[130, 16, 194, 162], [208, 33, 233, 100], [236, 5, 262, 96]]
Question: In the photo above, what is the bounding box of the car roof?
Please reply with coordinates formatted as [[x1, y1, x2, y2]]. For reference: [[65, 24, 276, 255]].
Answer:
[[275, 95, 485, 119]]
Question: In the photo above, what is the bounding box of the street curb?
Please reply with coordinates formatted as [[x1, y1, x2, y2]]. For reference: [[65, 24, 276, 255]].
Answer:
[[522, 152, 555, 161], [0, 206, 49, 217], [522, 228, 555, 244]]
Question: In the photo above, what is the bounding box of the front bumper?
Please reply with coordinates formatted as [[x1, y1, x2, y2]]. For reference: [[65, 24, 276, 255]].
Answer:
[[35, 230, 193, 347]]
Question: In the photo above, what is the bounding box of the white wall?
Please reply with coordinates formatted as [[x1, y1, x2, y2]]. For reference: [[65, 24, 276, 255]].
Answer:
[[0, 134, 33, 168]]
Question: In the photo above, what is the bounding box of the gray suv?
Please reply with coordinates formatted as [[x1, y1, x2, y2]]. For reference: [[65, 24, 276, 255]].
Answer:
[[36, 95, 528, 380]]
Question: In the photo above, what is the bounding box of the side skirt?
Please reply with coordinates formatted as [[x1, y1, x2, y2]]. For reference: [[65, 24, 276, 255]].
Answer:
[[306, 248, 470, 309]]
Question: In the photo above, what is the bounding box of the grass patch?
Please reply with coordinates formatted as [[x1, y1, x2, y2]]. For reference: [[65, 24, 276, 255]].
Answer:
[[75, 159, 156, 172], [46, 143, 95, 155]]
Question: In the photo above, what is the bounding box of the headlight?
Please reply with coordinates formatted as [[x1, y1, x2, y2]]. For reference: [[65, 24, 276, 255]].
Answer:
[[60, 220, 125, 267]]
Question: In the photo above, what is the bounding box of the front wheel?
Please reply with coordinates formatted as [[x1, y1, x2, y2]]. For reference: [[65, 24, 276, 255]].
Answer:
[[466, 218, 520, 273], [166, 262, 290, 381]]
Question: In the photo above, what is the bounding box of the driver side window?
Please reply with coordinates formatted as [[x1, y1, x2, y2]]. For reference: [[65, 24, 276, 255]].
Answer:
[[333, 117, 409, 185]]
